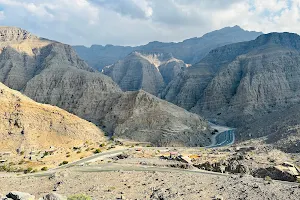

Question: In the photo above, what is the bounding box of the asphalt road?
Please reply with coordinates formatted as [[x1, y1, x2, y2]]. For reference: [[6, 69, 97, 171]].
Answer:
[[210, 129, 235, 148], [74, 163, 230, 177]]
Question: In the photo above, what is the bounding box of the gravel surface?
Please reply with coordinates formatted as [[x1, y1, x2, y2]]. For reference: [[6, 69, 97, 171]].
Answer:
[[0, 169, 299, 200]]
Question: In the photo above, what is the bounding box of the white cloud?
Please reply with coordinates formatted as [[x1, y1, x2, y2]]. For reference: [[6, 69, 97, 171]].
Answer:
[[253, 0, 288, 12], [0, 11, 5, 20], [0, 0, 299, 46]]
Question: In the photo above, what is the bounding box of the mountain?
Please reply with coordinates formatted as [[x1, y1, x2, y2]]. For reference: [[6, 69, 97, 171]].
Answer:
[[103, 51, 187, 95], [0, 82, 105, 153], [73, 26, 262, 71], [0, 26, 211, 147], [162, 32, 300, 141]]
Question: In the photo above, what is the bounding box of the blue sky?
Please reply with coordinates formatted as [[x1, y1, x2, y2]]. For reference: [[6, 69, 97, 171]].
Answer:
[[0, 0, 299, 46]]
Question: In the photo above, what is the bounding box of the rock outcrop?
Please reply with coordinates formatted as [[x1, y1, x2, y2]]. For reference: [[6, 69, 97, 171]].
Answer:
[[6, 191, 35, 200], [103, 51, 187, 95], [0, 26, 211, 147], [39, 193, 67, 200], [73, 26, 262, 71]]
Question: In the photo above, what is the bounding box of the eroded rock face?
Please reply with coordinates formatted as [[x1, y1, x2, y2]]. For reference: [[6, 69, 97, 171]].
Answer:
[[103, 52, 165, 95], [0, 27, 211, 147], [162, 32, 300, 140], [103, 51, 187, 96]]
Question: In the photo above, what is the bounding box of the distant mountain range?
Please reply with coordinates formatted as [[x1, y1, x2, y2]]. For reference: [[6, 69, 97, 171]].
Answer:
[[73, 26, 263, 71]]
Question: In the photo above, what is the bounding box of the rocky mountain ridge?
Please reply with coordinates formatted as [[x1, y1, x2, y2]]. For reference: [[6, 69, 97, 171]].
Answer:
[[0, 27, 212, 147], [0, 26, 38, 42], [73, 26, 262, 71]]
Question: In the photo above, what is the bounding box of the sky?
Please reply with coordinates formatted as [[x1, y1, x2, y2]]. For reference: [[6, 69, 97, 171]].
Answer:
[[0, 0, 299, 46]]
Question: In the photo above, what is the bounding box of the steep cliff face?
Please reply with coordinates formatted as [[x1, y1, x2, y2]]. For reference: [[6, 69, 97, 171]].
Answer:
[[0, 82, 105, 152], [73, 26, 262, 71], [103, 51, 187, 95], [103, 52, 165, 95], [0, 27, 211, 147], [163, 32, 300, 140]]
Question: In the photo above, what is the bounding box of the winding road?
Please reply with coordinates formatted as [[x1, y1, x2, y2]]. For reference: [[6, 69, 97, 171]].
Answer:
[[207, 123, 235, 148]]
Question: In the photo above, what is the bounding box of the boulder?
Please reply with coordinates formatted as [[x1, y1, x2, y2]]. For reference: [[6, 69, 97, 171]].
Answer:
[[39, 193, 67, 200], [6, 191, 35, 200], [213, 195, 224, 200]]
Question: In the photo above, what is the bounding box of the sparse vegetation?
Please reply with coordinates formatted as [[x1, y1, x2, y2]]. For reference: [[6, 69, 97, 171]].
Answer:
[[18, 159, 25, 165], [41, 167, 48, 171], [99, 143, 105, 147], [94, 149, 101, 154], [67, 194, 92, 200], [264, 176, 272, 182], [24, 167, 33, 174], [42, 151, 49, 158], [59, 161, 69, 166]]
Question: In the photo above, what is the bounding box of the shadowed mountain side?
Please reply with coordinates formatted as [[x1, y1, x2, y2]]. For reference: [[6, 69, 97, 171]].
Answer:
[[162, 32, 300, 141], [23, 66, 211, 147], [103, 51, 187, 95]]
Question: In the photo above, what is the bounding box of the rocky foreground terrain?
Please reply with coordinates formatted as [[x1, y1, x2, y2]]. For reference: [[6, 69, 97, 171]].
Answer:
[[0, 169, 299, 200], [0, 26, 212, 147]]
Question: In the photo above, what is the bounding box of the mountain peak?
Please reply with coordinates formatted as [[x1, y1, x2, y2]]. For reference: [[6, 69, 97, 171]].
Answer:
[[131, 51, 183, 67], [0, 26, 54, 56], [0, 26, 38, 42], [254, 32, 300, 48]]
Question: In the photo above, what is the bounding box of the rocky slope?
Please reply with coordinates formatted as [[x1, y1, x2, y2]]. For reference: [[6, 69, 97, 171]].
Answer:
[[73, 26, 262, 71], [162, 32, 300, 141], [0, 26, 211, 147], [103, 51, 187, 95], [0, 82, 104, 153]]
